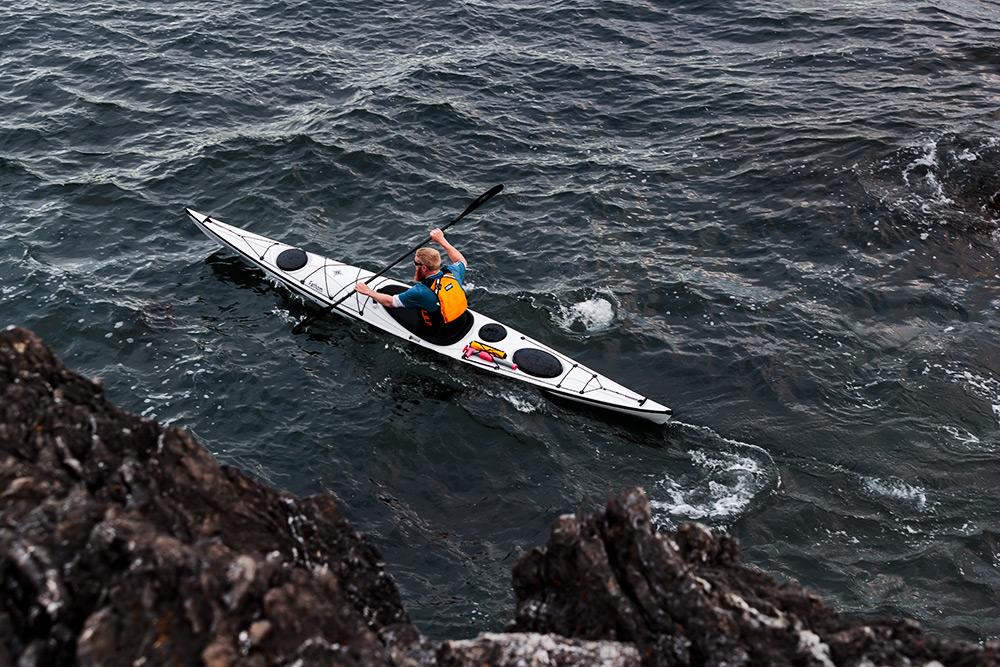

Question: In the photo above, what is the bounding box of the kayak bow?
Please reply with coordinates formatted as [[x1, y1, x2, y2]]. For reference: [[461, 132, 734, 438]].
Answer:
[[185, 208, 672, 424]]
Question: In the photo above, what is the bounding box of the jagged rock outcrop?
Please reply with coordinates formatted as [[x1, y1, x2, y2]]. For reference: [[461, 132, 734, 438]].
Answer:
[[2, 325, 997, 666], [511, 488, 998, 666], [0, 326, 409, 666]]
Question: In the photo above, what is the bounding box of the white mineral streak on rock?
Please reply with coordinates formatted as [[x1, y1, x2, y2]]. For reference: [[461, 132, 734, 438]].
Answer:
[[227, 555, 257, 583], [727, 592, 835, 666], [54, 435, 83, 476], [443, 632, 641, 667], [282, 497, 314, 566], [726, 592, 787, 630], [3, 477, 34, 497], [797, 629, 835, 667], [11, 540, 64, 615]]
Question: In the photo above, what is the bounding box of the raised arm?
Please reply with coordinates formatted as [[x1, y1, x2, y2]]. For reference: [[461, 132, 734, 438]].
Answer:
[[429, 228, 466, 266]]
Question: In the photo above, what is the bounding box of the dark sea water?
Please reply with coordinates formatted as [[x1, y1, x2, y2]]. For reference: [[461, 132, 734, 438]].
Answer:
[[3, 0, 1000, 643]]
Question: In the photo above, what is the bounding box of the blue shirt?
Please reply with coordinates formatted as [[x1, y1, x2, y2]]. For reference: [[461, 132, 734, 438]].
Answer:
[[393, 262, 466, 310]]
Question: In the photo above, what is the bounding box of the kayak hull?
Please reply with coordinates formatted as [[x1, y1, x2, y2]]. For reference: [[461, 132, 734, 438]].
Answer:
[[186, 208, 672, 424]]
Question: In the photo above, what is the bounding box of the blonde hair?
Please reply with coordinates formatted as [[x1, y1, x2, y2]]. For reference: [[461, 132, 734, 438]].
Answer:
[[415, 247, 441, 270]]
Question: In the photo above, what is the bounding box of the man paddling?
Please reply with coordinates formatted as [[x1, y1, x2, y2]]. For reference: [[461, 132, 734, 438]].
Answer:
[[355, 228, 469, 331]]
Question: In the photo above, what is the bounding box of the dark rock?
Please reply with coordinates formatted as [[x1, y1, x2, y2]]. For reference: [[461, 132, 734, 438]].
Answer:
[[1, 326, 409, 665], [511, 488, 999, 667]]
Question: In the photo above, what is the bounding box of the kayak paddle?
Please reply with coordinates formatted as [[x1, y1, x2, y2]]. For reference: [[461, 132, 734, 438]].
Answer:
[[292, 184, 504, 333]]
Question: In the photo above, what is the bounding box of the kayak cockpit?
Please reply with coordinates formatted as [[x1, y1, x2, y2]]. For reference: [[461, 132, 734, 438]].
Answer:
[[376, 285, 474, 346]]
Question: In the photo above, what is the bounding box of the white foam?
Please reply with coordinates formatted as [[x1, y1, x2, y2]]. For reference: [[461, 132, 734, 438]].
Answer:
[[503, 393, 538, 413], [939, 364, 1000, 424], [863, 476, 929, 511], [939, 424, 980, 445], [690, 448, 762, 474], [650, 450, 766, 522], [453, 374, 543, 416], [679, 421, 777, 462], [648, 423, 778, 526], [902, 138, 938, 186], [270, 307, 296, 324], [900, 138, 954, 206], [557, 297, 615, 333], [651, 478, 752, 521]]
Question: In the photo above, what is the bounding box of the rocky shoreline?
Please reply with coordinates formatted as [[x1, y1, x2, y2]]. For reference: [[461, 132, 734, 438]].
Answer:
[[1, 326, 996, 666]]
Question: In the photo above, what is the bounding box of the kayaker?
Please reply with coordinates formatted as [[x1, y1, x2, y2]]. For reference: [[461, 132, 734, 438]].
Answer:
[[355, 228, 469, 330]]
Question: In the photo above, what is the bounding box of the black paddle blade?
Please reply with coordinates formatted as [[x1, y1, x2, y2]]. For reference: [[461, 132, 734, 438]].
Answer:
[[457, 184, 504, 221]]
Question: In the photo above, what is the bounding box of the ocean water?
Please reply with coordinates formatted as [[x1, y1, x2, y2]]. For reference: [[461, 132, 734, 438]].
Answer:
[[2, 0, 999, 642]]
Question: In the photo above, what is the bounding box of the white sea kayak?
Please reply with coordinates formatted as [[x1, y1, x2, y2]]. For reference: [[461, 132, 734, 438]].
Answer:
[[186, 208, 672, 424]]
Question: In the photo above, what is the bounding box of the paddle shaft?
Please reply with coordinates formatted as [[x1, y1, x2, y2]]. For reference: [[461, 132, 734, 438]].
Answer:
[[292, 184, 503, 332]]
